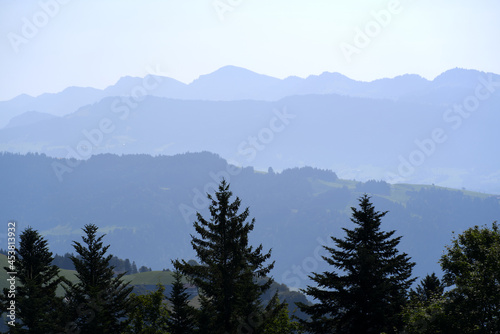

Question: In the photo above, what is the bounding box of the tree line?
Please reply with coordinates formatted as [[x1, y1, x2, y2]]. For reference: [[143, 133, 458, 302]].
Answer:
[[1, 180, 499, 333], [49, 252, 152, 274]]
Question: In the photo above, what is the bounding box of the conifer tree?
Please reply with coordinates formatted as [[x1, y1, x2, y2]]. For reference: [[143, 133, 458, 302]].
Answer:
[[410, 273, 445, 304], [64, 224, 134, 333], [298, 195, 415, 333], [262, 295, 301, 334], [166, 270, 195, 334], [0, 227, 65, 333], [132, 261, 138, 274], [402, 274, 448, 333], [174, 180, 274, 334], [124, 258, 132, 274]]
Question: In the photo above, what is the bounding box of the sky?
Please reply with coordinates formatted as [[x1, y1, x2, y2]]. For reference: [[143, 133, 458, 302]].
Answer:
[[1, 0, 499, 101]]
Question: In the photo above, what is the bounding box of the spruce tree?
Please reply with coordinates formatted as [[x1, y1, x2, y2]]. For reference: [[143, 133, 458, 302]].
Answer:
[[166, 270, 195, 334], [0, 227, 65, 333], [298, 195, 415, 333], [64, 224, 134, 333], [174, 180, 274, 334]]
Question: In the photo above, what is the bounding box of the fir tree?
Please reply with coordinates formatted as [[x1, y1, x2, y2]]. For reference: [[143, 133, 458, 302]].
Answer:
[[166, 270, 195, 334], [64, 224, 134, 333], [0, 227, 65, 333], [174, 180, 274, 334], [298, 195, 415, 333]]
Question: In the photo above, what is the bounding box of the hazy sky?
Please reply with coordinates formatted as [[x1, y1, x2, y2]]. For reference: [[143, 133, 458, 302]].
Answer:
[[1, 0, 499, 100]]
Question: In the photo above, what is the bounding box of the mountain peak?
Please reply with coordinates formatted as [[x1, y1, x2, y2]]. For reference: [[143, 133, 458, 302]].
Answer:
[[193, 66, 277, 83], [212, 65, 256, 74], [432, 68, 485, 86], [186, 66, 282, 100]]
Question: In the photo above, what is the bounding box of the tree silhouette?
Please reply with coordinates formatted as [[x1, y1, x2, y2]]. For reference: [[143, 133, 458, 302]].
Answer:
[[64, 224, 134, 333], [298, 195, 415, 333], [0, 227, 66, 333], [166, 271, 195, 334], [174, 180, 275, 334]]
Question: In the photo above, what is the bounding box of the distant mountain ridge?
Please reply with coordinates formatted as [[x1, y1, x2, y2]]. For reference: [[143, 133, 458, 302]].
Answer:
[[1, 66, 499, 193], [0, 66, 496, 128], [1, 90, 499, 193]]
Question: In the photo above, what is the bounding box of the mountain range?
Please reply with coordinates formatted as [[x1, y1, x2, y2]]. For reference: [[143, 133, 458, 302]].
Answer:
[[1, 66, 493, 127], [1, 66, 499, 193]]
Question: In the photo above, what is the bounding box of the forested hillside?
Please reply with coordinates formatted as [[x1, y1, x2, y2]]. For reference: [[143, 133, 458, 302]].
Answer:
[[1, 152, 498, 291]]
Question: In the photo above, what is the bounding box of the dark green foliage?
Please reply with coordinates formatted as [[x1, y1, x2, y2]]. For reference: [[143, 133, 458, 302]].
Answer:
[[401, 296, 449, 334], [410, 273, 445, 304], [127, 284, 169, 334], [196, 297, 215, 334], [0, 227, 65, 333], [166, 271, 195, 334], [402, 274, 448, 334], [262, 294, 302, 334], [404, 222, 500, 333], [63, 224, 134, 333], [298, 195, 415, 333], [439, 222, 500, 333], [174, 180, 275, 334]]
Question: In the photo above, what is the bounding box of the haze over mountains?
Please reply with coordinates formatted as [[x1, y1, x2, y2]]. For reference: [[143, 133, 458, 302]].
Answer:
[[1, 65, 500, 292], [1, 66, 499, 193], [1, 66, 494, 125]]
